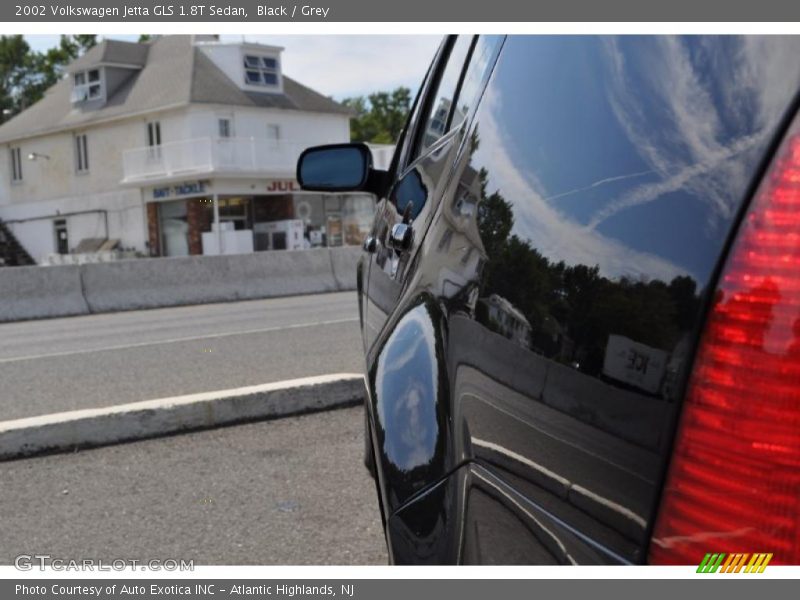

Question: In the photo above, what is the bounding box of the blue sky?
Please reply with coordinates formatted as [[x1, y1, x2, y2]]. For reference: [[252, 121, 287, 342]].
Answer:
[[471, 35, 797, 283], [23, 34, 442, 101]]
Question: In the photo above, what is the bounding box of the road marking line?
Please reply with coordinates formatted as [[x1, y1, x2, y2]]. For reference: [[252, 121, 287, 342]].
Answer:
[[472, 437, 570, 489], [0, 373, 365, 431], [472, 437, 647, 530], [0, 317, 359, 365], [0, 373, 366, 460]]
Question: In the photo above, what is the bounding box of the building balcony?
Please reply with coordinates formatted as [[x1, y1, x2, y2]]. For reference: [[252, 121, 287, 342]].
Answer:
[[121, 137, 312, 186]]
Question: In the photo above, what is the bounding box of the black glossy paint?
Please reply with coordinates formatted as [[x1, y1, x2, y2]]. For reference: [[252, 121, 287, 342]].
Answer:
[[358, 35, 800, 564]]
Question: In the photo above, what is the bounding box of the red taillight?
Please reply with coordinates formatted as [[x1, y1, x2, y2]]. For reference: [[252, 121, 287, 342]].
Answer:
[[649, 129, 800, 565]]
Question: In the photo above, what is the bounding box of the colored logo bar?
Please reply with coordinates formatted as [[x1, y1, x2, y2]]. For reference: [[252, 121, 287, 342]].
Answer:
[[697, 553, 773, 573]]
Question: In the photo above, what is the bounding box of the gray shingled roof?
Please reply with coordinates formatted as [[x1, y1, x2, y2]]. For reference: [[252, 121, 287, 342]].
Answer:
[[189, 49, 351, 113], [0, 36, 350, 143], [67, 39, 149, 72]]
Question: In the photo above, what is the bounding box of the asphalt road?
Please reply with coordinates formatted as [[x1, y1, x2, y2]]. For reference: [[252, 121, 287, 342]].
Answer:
[[0, 405, 387, 565], [0, 292, 364, 420]]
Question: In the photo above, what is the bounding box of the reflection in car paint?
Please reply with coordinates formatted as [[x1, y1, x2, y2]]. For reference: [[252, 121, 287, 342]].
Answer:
[[375, 304, 440, 472], [392, 169, 428, 222], [359, 35, 800, 564]]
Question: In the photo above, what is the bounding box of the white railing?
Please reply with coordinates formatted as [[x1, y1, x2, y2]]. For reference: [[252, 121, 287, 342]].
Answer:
[[121, 137, 313, 183]]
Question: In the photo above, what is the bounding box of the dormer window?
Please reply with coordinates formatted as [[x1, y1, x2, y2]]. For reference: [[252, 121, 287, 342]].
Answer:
[[71, 68, 103, 103], [243, 55, 279, 87]]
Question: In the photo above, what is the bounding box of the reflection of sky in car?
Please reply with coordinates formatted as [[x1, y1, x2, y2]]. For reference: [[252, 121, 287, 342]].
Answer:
[[472, 35, 800, 283], [393, 169, 428, 221], [375, 305, 438, 472]]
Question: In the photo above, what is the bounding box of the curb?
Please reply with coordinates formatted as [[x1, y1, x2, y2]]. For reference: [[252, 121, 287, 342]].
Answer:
[[0, 373, 365, 461]]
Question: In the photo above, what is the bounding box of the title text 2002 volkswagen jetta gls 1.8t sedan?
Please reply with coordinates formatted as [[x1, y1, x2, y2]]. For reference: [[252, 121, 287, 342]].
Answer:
[[297, 35, 800, 565]]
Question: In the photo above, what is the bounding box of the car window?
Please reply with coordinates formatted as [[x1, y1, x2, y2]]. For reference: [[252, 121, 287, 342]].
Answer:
[[386, 51, 437, 182], [449, 35, 504, 129], [415, 36, 474, 157], [394, 36, 504, 223]]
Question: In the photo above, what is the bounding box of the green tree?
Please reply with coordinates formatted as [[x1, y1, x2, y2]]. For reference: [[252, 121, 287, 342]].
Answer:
[[34, 34, 97, 94], [343, 87, 411, 144], [0, 34, 96, 122], [0, 35, 32, 121], [476, 168, 513, 258]]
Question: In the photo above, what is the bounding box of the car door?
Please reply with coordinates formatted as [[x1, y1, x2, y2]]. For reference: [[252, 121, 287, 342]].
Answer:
[[361, 35, 506, 561], [385, 35, 800, 565], [362, 35, 480, 356]]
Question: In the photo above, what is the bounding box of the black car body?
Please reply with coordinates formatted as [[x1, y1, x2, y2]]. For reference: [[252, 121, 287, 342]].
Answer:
[[298, 35, 800, 565]]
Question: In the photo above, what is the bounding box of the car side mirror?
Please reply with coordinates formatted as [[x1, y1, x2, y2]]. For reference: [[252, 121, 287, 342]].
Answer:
[[297, 143, 371, 191], [297, 143, 389, 195]]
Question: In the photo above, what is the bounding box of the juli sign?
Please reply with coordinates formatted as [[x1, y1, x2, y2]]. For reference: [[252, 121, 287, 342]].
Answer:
[[266, 179, 301, 193], [152, 181, 209, 200]]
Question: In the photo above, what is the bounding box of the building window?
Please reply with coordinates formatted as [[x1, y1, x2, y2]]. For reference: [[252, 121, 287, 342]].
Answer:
[[218, 118, 232, 138], [266, 124, 280, 141], [75, 133, 89, 173], [244, 55, 279, 87], [72, 68, 103, 102], [54, 219, 69, 255], [147, 121, 161, 147], [146, 121, 162, 160], [10, 146, 22, 182]]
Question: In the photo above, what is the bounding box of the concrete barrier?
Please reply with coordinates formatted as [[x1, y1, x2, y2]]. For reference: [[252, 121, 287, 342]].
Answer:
[[329, 245, 363, 290], [81, 248, 342, 313], [449, 315, 667, 451], [542, 360, 668, 449], [0, 246, 363, 321], [0, 264, 89, 322]]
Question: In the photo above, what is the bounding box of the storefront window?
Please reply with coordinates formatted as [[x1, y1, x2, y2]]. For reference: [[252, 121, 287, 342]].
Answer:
[[198, 197, 252, 233], [342, 194, 376, 246], [155, 192, 377, 257], [290, 193, 374, 248], [219, 197, 250, 230], [326, 213, 344, 247], [159, 200, 189, 257]]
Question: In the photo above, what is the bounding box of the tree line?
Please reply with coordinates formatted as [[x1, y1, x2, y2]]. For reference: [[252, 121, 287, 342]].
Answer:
[[475, 163, 700, 375], [0, 35, 98, 123], [342, 87, 411, 144]]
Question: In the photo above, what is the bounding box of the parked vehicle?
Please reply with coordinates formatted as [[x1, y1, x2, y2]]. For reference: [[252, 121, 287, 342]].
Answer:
[[297, 35, 800, 565]]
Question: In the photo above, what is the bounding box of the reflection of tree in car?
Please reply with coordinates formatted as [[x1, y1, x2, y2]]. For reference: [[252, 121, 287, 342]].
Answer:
[[475, 167, 513, 257], [469, 143, 702, 376]]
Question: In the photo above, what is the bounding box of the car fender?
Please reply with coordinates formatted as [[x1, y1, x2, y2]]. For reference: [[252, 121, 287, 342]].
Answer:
[[366, 295, 452, 515]]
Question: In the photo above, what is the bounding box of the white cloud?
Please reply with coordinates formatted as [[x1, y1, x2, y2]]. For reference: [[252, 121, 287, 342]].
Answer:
[[475, 90, 691, 283], [593, 36, 800, 232]]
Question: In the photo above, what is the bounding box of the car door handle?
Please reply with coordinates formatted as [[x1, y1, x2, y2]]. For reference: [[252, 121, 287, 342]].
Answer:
[[388, 223, 413, 253], [363, 235, 378, 253]]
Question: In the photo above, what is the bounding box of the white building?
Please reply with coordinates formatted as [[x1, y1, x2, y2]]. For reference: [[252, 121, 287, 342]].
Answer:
[[0, 35, 380, 262], [479, 294, 533, 349]]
